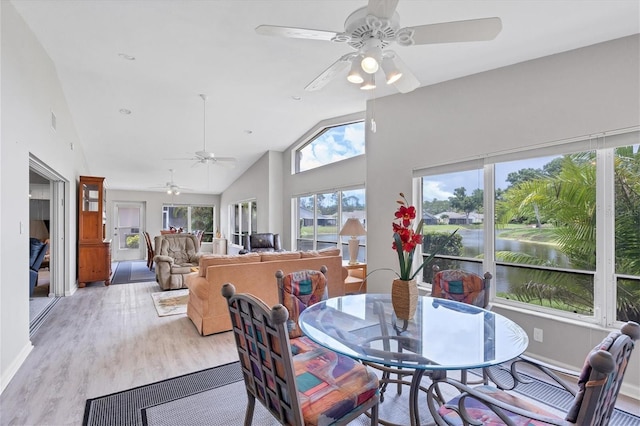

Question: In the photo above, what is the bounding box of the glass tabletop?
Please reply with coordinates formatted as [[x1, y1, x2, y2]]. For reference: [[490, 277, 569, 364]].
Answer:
[[298, 294, 529, 371]]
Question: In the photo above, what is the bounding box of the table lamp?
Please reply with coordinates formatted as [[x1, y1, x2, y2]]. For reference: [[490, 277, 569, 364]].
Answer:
[[339, 218, 366, 265]]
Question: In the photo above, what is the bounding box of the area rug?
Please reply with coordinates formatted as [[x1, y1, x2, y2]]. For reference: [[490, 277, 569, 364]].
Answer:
[[84, 361, 640, 426], [83, 362, 243, 426], [150, 289, 188, 317], [111, 261, 156, 285]]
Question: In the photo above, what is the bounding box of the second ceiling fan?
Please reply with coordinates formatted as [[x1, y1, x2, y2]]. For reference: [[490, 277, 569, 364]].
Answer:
[[256, 0, 502, 93], [173, 94, 237, 167]]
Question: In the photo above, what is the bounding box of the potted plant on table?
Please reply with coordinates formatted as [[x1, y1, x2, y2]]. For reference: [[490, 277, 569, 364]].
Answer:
[[392, 192, 457, 320]]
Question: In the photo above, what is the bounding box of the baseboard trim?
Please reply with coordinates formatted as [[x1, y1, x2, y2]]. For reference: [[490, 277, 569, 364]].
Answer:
[[0, 341, 33, 395]]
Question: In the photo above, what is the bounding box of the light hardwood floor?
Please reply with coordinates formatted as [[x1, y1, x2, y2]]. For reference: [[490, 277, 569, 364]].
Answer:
[[1, 281, 239, 426], [2, 280, 638, 426]]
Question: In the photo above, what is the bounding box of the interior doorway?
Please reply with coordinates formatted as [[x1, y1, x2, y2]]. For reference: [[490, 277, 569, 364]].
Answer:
[[29, 156, 68, 336]]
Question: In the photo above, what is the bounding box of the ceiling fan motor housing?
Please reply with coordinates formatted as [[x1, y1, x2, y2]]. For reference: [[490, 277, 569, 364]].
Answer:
[[342, 7, 401, 50]]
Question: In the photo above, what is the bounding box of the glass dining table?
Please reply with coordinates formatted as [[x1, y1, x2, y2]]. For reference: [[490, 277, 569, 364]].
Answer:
[[298, 294, 529, 426]]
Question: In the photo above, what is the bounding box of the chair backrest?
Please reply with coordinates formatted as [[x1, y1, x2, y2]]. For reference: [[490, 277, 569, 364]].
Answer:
[[244, 233, 281, 252], [432, 265, 492, 308], [275, 267, 328, 339], [143, 232, 153, 251], [567, 321, 640, 425], [29, 238, 49, 271], [154, 233, 200, 263], [221, 283, 306, 424]]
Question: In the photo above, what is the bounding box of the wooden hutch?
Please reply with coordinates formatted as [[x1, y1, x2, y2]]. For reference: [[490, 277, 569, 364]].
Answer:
[[78, 176, 111, 287]]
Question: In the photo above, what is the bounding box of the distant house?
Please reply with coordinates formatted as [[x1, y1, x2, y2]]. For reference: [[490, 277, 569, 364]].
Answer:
[[298, 206, 338, 227], [422, 212, 438, 225], [436, 211, 483, 225]]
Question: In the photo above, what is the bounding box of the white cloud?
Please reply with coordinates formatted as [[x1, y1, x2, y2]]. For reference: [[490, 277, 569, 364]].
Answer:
[[423, 180, 453, 200]]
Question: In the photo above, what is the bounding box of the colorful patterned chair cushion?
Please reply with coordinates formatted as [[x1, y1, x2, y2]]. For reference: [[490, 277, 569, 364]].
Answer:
[[438, 385, 561, 425], [222, 285, 379, 426], [290, 335, 321, 356], [280, 269, 328, 339], [432, 269, 487, 308], [293, 346, 379, 425]]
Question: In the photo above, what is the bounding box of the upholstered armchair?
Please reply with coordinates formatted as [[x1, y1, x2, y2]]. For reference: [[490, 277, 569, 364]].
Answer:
[[153, 233, 201, 290], [241, 232, 282, 253], [29, 238, 49, 296]]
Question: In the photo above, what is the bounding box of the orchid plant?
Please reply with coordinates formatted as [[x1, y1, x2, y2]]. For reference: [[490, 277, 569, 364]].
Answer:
[[392, 192, 457, 281]]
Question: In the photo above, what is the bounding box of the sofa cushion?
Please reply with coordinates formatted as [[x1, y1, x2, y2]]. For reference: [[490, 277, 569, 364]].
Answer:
[[261, 251, 301, 262], [300, 247, 342, 258], [198, 253, 261, 276]]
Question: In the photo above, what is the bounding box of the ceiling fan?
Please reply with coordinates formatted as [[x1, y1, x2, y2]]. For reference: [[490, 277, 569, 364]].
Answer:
[[170, 94, 237, 167], [256, 0, 502, 93], [150, 169, 188, 195]]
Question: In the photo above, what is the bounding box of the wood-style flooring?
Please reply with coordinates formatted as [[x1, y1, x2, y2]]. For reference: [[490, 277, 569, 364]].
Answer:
[[2, 279, 638, 425], [1, 280, 238, 426]]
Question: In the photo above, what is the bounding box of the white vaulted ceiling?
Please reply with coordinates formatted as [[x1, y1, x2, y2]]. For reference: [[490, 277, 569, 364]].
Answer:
[[10, 0, 640, 193]]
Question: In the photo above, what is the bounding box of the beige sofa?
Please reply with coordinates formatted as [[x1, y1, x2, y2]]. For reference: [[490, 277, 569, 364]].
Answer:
[[185, 249, 346, 336]]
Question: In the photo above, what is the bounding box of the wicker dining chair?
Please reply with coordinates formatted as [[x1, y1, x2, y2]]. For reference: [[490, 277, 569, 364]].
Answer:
[[221, 283, 380, 425]]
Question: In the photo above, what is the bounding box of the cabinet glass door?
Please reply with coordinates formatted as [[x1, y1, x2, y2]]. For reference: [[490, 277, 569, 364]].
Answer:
[[82, 183, 100, 211]]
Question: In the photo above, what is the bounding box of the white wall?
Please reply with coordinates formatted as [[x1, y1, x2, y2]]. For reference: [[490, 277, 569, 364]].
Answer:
[[1, 2, 89, 391], [220, 151, 284, 247], [365, 35, 640, 395]]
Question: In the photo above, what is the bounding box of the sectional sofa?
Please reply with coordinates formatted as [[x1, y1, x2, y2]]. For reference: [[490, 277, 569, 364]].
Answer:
[[185, 248, 346, 336]]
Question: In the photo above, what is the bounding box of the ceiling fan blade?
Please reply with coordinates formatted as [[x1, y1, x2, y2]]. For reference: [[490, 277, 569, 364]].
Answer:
[[367, 0, 399, 19], [387, 52, 420, 93], [403, 17, 502, 45], [255, 25, 339, 41], [212, 157, 237, 163], [304, 54, 354, 91]]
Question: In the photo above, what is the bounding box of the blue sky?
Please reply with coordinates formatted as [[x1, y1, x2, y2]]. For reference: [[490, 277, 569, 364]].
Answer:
[[299, 122, 365, 171], [423, 156, 557, 201]]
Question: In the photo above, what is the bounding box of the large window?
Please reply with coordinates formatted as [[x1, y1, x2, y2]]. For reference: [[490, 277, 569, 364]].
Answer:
[[295, 188, 366, 261], [162, 205, 214, 242], [419, 131, 640, 326], [230, 200, 257, 245], [295, 121, 365, 173], [421, 167, 484, 283]]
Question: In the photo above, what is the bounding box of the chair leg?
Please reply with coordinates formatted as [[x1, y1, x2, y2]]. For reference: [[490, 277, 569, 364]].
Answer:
[[244, 393, 256, 426], [370, 399, 379, 425]]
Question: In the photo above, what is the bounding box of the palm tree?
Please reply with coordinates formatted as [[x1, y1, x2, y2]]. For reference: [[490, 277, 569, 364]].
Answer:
[[497, 150, 640, 322]]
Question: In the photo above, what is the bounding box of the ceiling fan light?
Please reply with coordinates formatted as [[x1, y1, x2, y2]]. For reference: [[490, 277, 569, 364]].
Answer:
[[360, 73, 376, 90], [347, 59, 364, 84], [361, 45, 382, 74], [167, 188, 172, 195], [382, 56, 403, 84]]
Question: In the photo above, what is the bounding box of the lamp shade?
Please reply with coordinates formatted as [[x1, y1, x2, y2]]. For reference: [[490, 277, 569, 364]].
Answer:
[[339, 218, 366, 237]]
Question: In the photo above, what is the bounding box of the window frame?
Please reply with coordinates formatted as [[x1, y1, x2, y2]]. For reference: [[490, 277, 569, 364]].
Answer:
[[292, 112, 365, 174], [415, 129, 639, 328], [161, 204, 215, 242], [293, 186, 366, 261]]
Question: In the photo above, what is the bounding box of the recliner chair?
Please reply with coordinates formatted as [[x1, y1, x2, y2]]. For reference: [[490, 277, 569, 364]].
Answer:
[[241, 233, 282, 253], [29, 238, 49, 296], [153, 233, 201, 290]]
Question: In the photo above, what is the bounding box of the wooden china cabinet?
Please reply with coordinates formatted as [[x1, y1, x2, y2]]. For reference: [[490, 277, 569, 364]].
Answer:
[[77, 176, 111, 287]]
